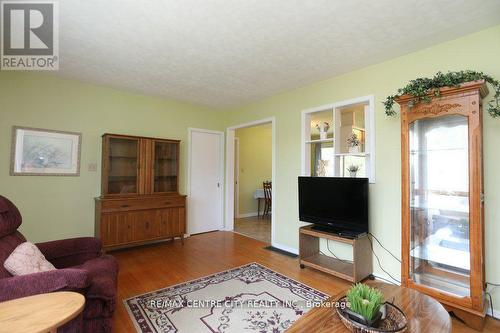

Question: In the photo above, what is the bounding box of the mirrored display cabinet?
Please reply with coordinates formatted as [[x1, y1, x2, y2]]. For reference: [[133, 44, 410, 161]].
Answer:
[[95, 133, 186, 251], [397, 81, 488, 330]]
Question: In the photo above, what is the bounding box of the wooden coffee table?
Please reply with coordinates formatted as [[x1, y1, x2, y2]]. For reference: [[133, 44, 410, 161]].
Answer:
[[0, 291, 85, 333], [287, 281, 451, 333]]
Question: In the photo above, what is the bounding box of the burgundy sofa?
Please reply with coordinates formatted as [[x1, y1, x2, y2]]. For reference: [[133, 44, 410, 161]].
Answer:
[[0, 195, 118, 332]]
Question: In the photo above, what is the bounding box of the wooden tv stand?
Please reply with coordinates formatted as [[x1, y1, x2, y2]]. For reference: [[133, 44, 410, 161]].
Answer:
[[299, 225, 372, 282]]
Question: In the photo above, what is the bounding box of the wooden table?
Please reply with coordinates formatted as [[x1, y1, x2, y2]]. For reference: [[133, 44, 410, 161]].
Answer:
[[0, 291, 85, 333], [254, 189, 265, 218], [287, 282, 451, 333]]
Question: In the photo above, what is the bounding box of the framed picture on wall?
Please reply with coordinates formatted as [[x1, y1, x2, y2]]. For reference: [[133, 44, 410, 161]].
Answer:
[[10, 126, 82, 176]]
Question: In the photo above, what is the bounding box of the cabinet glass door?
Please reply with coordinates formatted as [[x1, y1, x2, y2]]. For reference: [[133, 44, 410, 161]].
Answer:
[[108, 137, 139, 194], [409, 114, 470, 297], [153, 141, 178, 193]]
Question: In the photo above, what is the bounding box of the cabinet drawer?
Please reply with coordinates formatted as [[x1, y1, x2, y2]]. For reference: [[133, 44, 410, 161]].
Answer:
[[100, 196, 185, 213]]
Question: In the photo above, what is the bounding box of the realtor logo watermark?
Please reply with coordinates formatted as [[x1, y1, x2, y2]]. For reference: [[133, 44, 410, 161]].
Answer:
[[1, 1, 59, 70]]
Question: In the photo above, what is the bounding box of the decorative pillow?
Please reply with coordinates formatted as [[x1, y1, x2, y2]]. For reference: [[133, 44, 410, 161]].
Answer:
[[4, 242, 56, 276]]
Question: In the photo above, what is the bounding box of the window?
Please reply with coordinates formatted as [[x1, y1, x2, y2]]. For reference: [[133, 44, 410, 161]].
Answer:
[[301, 95, 375, 182]]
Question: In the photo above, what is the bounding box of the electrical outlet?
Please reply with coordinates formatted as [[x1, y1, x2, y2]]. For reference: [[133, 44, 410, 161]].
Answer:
[[88, 163, 98, 172]]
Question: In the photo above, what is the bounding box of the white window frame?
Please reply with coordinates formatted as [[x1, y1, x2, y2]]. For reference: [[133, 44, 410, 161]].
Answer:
[[301, 95, 376, 183]]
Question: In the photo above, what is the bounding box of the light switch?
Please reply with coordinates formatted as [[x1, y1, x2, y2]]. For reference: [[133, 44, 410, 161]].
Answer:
[[88, 163, 98, 172]]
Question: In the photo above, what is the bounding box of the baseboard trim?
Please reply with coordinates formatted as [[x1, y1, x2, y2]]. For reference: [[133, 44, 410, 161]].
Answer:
[[488, 308, 500, 320], [237, 212, 259, 218], [371, 273, 401, 286], [271, 242, 299, 255], [264, 245, 298, 258]]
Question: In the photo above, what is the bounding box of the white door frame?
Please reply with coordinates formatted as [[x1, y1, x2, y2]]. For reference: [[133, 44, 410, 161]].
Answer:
[[225, 117, 276, 245], [234, 137, 240, 218], [187, 128, 225, 235]]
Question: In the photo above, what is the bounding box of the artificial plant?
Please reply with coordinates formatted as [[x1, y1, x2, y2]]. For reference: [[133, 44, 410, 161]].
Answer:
[[384, 70, 500, 118], [346, 283, 385, 321]]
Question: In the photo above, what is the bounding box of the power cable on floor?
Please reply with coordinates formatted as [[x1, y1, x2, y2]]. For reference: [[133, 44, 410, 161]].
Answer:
[[367, 236, 401, 284], [486, 291, 498, 320], [368, 232, 401, 263], [326, 239, 353, 264]]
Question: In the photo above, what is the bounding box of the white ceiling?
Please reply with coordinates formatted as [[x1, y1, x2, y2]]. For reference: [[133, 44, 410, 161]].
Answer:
[[56, 0, 500, 109]]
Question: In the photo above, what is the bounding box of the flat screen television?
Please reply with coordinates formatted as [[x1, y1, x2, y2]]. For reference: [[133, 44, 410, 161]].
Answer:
[[298, 177, 368, 236]]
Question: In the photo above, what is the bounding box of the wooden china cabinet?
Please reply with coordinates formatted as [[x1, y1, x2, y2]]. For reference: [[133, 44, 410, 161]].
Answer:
[[95, 134, 186, 251], [397, 81, 488, 330]]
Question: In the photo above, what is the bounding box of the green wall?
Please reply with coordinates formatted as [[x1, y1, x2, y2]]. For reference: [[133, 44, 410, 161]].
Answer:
[[0, 72, 223, 242], [1, 24, 499, 314], [224, 25, 500, 311], [235, 124, 272, 215]]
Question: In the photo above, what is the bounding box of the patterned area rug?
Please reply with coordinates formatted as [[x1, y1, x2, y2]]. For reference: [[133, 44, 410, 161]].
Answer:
[[125, 262, 329, 332]]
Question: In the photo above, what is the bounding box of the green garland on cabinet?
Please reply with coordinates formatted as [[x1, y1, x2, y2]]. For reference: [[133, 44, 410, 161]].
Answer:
[[384, 70, 500, 118]]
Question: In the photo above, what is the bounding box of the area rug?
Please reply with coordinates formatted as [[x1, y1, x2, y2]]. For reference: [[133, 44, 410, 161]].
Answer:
[[124, 262, 329, 333]]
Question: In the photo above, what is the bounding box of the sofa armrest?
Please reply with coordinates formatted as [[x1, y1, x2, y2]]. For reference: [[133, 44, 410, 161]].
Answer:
[[36, 237, 102, 268], [0, 268, 89, 302]]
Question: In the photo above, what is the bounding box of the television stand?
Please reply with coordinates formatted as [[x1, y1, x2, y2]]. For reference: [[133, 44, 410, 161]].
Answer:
[[310, 225, 366, 239], [299, 225, 372, 282]]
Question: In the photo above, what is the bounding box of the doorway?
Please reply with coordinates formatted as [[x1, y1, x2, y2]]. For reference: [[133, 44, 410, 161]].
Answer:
[[225, 117, 276, 245], [188, 128, 224, 235], [234, 137, 240, 218]]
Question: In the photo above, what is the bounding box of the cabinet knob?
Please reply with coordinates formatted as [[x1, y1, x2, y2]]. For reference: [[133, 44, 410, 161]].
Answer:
[[121, 204, 130, 208]]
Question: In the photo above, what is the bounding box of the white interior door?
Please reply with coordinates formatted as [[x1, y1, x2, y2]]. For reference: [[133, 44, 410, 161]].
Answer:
[[189, 129, 224, 234], [234, 137, 240, 218]]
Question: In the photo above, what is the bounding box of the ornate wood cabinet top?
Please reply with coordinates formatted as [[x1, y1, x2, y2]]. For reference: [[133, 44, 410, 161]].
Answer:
[[395, 80, 489, 104]]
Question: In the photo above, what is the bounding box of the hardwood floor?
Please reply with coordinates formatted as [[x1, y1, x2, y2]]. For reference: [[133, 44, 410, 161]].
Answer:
[[111, 231, 500, 332], [234, 216, 271, 243]]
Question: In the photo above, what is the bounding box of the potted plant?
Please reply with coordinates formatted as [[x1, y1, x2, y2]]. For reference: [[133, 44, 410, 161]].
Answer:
[[346, 165, 359, 178], [347, 133, 361, 153], [315, 122, 330, 140], [345, 283, 385, 327]]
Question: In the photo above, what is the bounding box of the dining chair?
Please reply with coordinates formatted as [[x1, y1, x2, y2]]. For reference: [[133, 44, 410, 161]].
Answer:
[[262, 181, 272, 218]]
